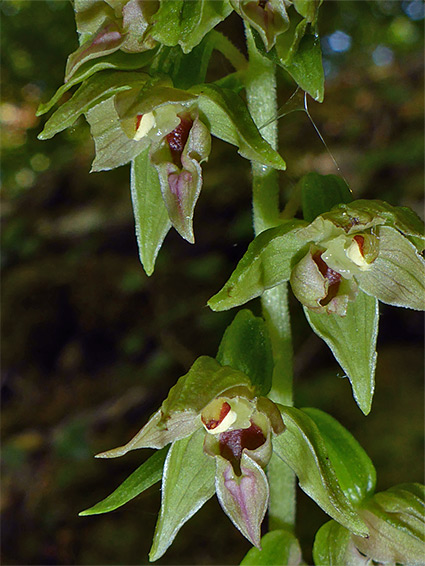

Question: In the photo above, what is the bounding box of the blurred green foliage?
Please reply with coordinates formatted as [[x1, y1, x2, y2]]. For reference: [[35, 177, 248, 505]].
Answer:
[[1, 1, 423, 564]]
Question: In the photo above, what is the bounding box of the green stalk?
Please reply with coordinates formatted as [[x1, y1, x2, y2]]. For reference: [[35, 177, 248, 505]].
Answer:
[[245, 27, 296, 532]]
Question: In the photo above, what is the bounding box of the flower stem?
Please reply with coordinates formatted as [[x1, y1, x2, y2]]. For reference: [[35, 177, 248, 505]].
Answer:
[[245, 26, 296, 533]]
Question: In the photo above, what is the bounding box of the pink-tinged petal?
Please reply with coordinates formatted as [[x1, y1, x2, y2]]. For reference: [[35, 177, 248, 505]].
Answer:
[[215, 453, 269, 548], [65, 19, 124, 82]]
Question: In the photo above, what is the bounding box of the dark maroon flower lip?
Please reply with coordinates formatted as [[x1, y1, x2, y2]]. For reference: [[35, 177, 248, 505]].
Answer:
[[166, 115, 193, 167], [313, 251, 342, 306], [219, 421, 266, 474]]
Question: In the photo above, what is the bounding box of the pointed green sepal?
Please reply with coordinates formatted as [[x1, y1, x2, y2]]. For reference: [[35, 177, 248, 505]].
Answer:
[[356, 226, 425, 311], [273, 406, 368, 536], [95, 409, 200, 458], [131, 148, 171, 276], [149, 429, 216, 561], [38, 71, 148, 140], [86, 97, 148, 171], [79, 447, 169, 516], [215, 452, 269, 548], [36, 50, 157, 118], [240, 529, 302, 565], [304, 290, 379, 415], [217, 309, 274, 396], [208, 220, 307, 311], [302, 408, 376, 505]]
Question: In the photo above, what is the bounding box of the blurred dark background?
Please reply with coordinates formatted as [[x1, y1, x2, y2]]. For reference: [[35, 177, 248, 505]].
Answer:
[[1, 1, 424, 564]]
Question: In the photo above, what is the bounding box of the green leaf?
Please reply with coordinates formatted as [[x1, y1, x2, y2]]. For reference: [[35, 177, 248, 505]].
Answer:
[[293, 0, 322, 23], [313, 520, 366, 566], [276, 20, 324, 102], [192, 83, 286, 169], [37, 50, 158, 117], [302, 408, 376, 505], [300, 173, 353, 223], [38, 70, 148, 140], [215, 452, 269, 548], [149, 429, 216, 561], [73, 0, 118, 44], [131, 148, 171, 276], [217, 309, 273, 396], [304, 291, 379, 415], [352, 484, 425, 565], [356, 226, 425, 311], [150, 0, 232, 54], [79, 447, 168, 516], [208, 220, 307, 311], [171, 31, 215, 89], [240, 529, 302, 565], [85, 97, 145, 172], [273, 406, 368, 536], [161, 356, 253, 419]]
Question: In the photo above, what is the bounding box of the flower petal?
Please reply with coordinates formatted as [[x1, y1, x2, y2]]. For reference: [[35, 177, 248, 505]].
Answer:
[[215, 453, 269, 548]]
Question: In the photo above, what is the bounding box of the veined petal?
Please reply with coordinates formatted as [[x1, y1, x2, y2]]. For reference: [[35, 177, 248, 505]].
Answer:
[[96, 409, 201, 458], [215, 452, 269, 548]]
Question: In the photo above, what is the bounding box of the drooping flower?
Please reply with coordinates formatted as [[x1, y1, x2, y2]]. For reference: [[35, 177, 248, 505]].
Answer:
[[96, 356, 284, 556]]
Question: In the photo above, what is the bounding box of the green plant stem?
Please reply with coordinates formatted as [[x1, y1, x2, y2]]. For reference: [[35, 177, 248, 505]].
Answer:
[[245, 27, 296, 533]]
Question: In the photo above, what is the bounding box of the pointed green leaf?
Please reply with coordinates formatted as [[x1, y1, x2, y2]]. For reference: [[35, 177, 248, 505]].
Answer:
[[217, 309, 273, 396], [171, 32, 215, 89], [276, 20, 324, 102], [131, 148, 171, 276], [37, 50, 157, 117], [150, 0, 232, 54], [352, 484, 425, 565], [208, 220, 307, 311], [149, 429, 216, 561], [38, 70, 148, 140], [192, 83, 286, 169], [273, 406, 368, 536], [313, 520, 367, 566], [302, 408, 376, 505], [96, 409, 200, 458], [86, 97, 146, 171], [79, 447, 168, 516], [356, 226, 425, 311], [215, 453, 269, 548], [300, 173, 353, 223], [304, 291, 379, 415], [161, 356, 253, 419], [241, 529, 302, 565]]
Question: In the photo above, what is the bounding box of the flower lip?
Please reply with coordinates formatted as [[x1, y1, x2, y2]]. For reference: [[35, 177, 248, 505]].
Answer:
[[313, 251, 342, 305]]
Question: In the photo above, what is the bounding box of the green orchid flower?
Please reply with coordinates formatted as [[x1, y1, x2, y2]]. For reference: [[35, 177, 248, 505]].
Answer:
[[313, 483, 425, 566], [208, 195, 424, 414], [96, 356, 284, 558]]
